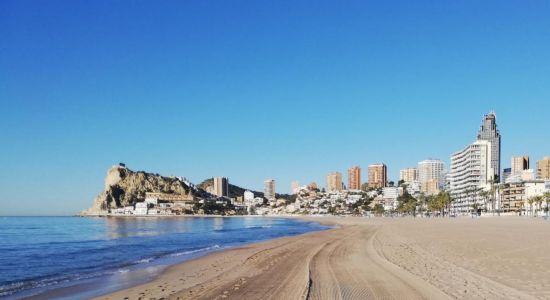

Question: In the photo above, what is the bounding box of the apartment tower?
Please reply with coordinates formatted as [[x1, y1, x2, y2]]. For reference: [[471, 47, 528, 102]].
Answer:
[[449, 140, 494, 213], [399, 168, 418, 184], [537, 157, 550, 180], [347, 166, 361, 190], [326, 172, 343, 192], [264, 179, 276, 200], [368, 164, 387, 189], [213, 177, 229, 197]]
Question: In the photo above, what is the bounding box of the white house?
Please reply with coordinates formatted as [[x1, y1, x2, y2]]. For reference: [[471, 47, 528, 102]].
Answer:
[[135, 202, 148, 215]]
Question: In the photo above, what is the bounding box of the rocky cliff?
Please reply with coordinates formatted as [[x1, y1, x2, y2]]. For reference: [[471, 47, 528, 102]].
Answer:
[[81, 165, 196, 215]]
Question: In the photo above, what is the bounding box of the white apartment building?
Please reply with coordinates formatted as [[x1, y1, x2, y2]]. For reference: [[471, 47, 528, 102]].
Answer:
[[449, 140, 494, 214], [244, 190, 255, 202], [382, 187, 400, 211]]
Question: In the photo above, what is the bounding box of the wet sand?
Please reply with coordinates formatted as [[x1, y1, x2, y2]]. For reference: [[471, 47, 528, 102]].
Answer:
[[98, 216, 550, 299]]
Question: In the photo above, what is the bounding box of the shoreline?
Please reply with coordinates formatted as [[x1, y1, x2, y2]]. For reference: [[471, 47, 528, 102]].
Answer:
[[16, 216, 330, 300], [96, 216, 550, 300]]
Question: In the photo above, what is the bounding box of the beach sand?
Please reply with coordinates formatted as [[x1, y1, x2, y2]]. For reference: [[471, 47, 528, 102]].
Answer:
[[98, 216, 550, 299]]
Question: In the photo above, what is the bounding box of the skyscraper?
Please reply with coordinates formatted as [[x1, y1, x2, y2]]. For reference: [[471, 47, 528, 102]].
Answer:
[[368, 164, 387, 189], [347, 166, 361, 190], [477, 111, 501, 181], [264, 179, 276, 200], [213, 177, 229, 197], [326, 172, 343, 192], [511, 155, 529, 175]]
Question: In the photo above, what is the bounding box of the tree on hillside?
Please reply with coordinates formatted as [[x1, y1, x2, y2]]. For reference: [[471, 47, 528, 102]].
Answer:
[[397, 190, 417, 216], [373, 204, 385, 216]]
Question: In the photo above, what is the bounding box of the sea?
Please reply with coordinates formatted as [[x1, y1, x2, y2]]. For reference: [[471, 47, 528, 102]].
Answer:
[[0, 216, 329, 299]]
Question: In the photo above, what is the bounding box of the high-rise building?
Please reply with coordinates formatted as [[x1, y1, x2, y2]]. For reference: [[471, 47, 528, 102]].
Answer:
[[264, 179, 276, 200], [368, 164, 387, 189], [399, 168, 417, 184], [477, 111, 501, 180], [449, 140, 494, 213], [291, 181, 300, 194], [326, 172, 343, 192], [511, 155, 529, 175], [213, 177, 229, 197], [417, 159, 445, 191], [347, 166, 361, 190], [537, 157, 550, 180]]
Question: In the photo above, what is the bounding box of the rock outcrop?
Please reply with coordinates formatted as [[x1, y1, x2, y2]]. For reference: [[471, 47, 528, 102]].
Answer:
[[81, 165, 195, 215]]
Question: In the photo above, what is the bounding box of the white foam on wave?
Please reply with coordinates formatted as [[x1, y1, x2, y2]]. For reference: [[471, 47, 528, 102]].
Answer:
[[169, 245, 221, 257]]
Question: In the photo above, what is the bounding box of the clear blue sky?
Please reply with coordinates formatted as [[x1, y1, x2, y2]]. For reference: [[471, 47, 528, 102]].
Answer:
[[1, 1, 549, 215]]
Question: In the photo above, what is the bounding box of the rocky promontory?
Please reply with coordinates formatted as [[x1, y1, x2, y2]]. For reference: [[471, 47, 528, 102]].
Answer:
[[81, 165, 198, 215]]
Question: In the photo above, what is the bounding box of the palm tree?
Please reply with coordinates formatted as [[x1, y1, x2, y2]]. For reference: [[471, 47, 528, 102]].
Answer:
[[544, 192, 550, 217], [518, 201, 525, 217], [535, 196, 544, 215], [479, 190, 491, 214], [527, 197, 536, 217]]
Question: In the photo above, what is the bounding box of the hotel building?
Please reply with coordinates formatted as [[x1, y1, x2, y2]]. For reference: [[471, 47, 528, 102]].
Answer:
[[326, 172, 343, 192], [368, 164, 387, 189], [347, 166, 361, 190], [449, 140, 494, 214]]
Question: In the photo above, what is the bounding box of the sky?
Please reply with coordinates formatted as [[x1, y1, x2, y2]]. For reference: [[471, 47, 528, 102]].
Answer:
[[1, 1, 550, 215]]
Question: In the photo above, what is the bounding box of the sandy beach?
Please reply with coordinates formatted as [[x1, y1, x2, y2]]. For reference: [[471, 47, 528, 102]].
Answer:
[[98, 216, 550, 300]]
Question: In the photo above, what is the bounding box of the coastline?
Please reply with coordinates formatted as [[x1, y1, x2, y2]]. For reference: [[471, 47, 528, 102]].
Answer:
[[96, 216, 550, 300], [14, 216, 328, 299]]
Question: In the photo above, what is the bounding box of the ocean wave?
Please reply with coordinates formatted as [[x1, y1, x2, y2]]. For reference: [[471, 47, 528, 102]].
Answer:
[[245, 225, 272, 229], [169, 245, 221, 257]]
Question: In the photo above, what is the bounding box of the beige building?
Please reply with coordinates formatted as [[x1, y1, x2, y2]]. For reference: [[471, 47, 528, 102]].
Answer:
[[418, 159, 444, 189], [264, 179, 276, 200], [537, 157, 550, 180], [399, 168, 417, 184], [511, 155, 529, 175], [347, 166, 361, 190], [326, 172, 343, 192], [500, 182, 526, 213], [368, 164, 387, 189], [421, 179, 440, 195], [213, 177, 229, 197]]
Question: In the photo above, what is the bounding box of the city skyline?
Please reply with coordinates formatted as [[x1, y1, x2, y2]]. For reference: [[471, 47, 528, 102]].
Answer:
[[2, 1, 550, 215]]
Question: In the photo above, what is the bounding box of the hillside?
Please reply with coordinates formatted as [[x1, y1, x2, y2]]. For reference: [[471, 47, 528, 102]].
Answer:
[[81, 165, 203, 215]]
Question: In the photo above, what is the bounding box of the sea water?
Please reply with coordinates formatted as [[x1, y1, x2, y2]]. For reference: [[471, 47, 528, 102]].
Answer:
[[0, 216, 328, 299]]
